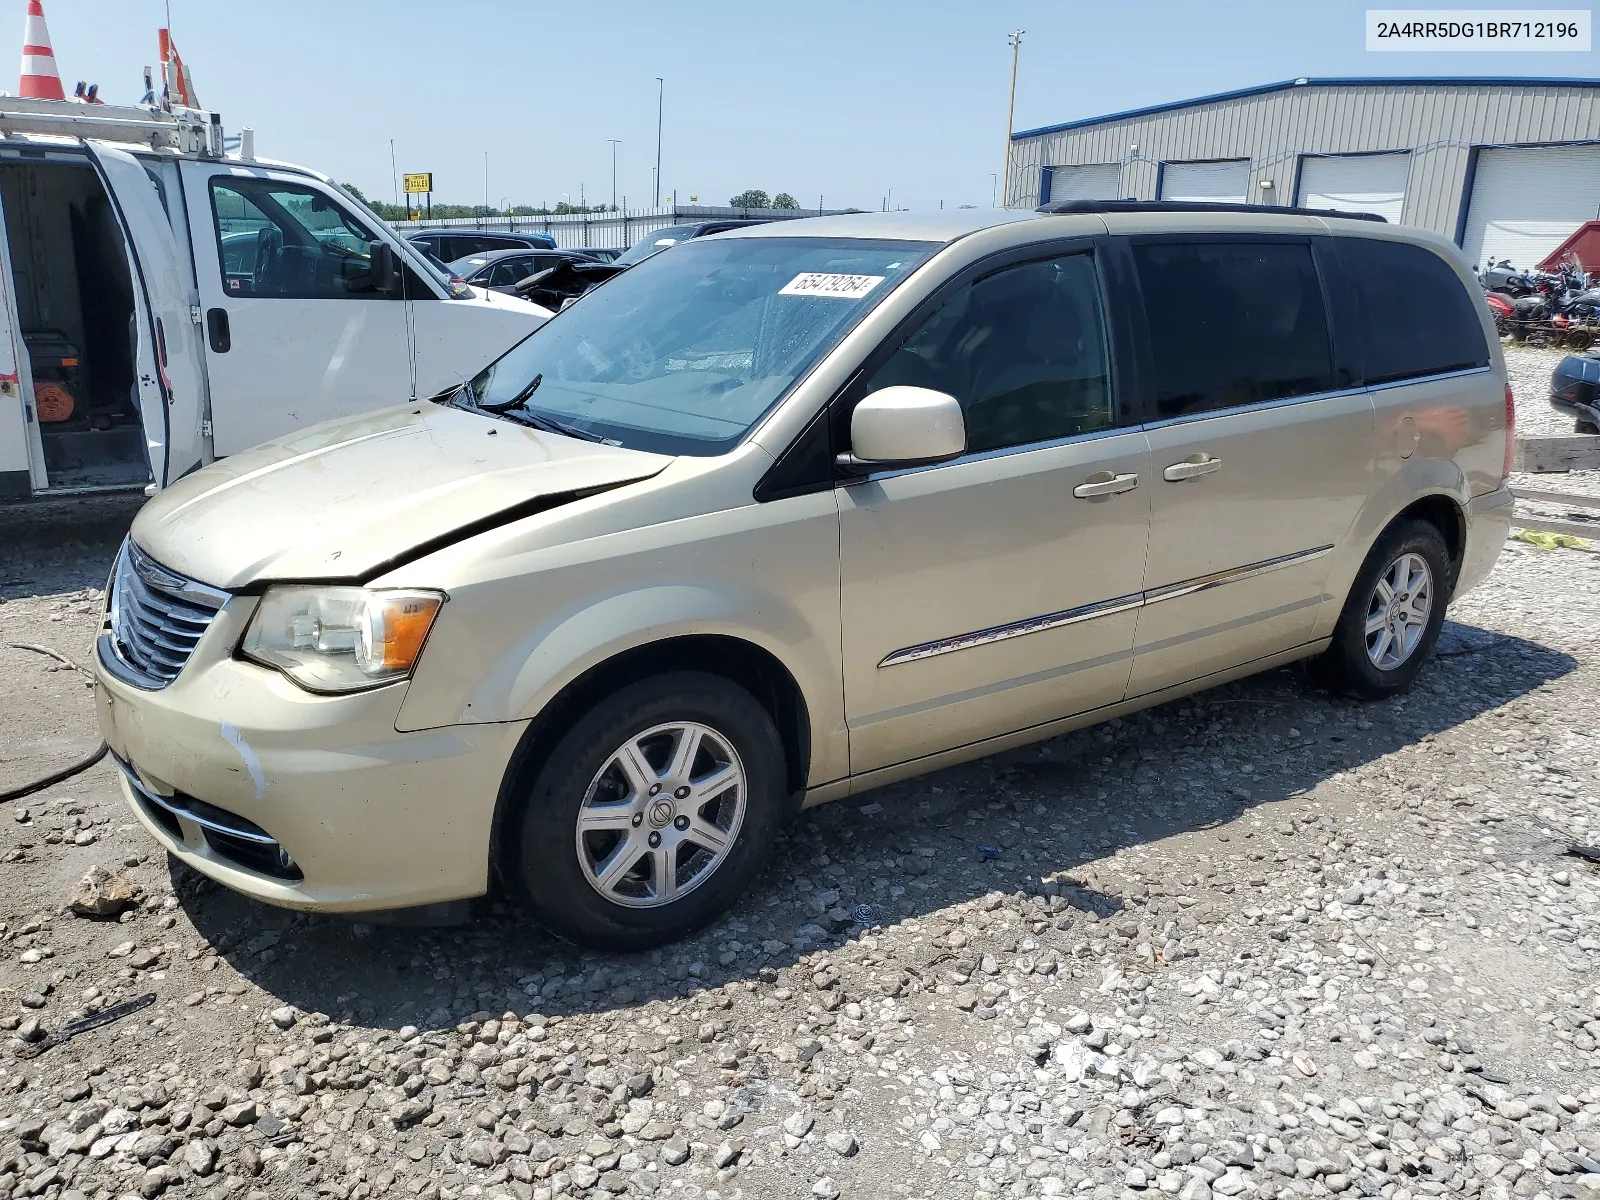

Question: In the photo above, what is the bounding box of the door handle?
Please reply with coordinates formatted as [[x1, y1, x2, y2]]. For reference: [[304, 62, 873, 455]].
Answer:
[[1163, 455, 1222, 482], [205, 308, 230, 354], [1073, 472, 1139, 498]]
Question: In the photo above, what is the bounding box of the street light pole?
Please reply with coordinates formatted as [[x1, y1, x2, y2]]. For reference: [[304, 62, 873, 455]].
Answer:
[[1002, 29, 1024, 209], [607, 139, 620, 210], [654, 77, 664, 208]]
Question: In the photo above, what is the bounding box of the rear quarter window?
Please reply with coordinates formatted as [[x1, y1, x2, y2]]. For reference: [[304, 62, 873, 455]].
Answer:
[[1340, 238, 1489, 385]]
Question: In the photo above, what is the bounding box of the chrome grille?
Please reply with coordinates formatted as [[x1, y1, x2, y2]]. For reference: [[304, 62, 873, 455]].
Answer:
[[105, 540, 229, 690]]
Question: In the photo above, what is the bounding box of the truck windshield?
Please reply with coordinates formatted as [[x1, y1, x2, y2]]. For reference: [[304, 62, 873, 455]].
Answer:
[[462, 236, 937, 455]]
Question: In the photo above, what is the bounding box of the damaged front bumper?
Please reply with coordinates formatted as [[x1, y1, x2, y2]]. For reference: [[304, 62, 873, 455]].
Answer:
[[92, 596, 526, 913]]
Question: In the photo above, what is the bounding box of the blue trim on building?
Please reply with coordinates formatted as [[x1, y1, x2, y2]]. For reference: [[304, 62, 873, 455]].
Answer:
[[1011, 77, 1600, 141]]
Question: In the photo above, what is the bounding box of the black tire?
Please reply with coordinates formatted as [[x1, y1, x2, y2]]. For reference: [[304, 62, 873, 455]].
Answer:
[[1577, 418, 1600, 436], [508, 671, 789, 950], [1311, 519, 1452, 700]]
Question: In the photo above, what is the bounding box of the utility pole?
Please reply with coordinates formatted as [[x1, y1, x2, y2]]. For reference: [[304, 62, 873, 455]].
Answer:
[[608, 139, 620, 210], [654, 77, 664, 208], [1002, 29, 1024, 209], [390, 138, 399, 214], [483, 150, 490, 228]]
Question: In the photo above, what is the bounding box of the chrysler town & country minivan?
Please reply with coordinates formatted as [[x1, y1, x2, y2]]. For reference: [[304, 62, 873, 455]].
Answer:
[[93, 203, 1514, 948]]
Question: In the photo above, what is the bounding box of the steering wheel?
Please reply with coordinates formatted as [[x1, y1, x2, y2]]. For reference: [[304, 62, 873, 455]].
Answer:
[[255, 225, 283, 292]]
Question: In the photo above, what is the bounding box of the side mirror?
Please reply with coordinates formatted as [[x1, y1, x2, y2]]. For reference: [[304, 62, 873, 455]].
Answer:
[[838, 386, 966, 474], [368, 240, 401, 295]]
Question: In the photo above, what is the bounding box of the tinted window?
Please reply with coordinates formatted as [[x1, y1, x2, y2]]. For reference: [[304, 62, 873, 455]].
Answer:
[[1340, 238, 1489, 384], [210, 179, 385, 299], [862, 253, 1113, 454], [1133, 241, 1336, 418], [488, 257, 534, 287]]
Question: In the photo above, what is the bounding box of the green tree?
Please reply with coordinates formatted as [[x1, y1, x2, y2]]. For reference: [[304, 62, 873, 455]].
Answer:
[[772, 192, 798, 209], [729, 189, 770, 209]]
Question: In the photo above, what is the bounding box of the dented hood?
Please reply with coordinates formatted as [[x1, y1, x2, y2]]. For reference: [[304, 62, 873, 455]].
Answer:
[[130, 403, 670, 589]]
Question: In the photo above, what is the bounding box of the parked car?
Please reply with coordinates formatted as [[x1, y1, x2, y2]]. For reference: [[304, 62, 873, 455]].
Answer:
[[574, 247, 623, 263], [611, 219, 772, 267], [453, 248, 600, 295], [1549, 352, 1600, 432], [407, 228, 558, 263], [95, 204, 1513, 949]]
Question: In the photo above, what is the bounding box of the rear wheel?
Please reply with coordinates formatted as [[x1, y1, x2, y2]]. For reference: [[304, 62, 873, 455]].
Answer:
[[508, 672, 789, 950], [1577, 418, 1600, 436], [1311, 519, 1451, 699]]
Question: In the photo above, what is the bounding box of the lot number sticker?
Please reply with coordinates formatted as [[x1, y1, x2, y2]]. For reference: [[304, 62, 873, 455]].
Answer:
[[779, 273, 885, 299]]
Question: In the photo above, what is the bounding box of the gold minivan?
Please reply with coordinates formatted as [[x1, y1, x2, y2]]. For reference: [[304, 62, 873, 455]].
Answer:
[[93, 202, 1515, 948]]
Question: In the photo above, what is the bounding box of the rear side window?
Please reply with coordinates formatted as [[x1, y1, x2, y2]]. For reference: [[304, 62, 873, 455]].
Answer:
[[1340, 238, 1489, 385], [1132, 241, 1336, 419]]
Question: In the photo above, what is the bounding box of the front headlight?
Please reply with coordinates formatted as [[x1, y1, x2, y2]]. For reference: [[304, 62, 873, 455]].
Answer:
[[240, 586, 444, 693]]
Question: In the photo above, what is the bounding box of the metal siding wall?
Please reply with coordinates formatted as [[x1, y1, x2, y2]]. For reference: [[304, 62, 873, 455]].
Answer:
[[1014, 83, 1600, 237]]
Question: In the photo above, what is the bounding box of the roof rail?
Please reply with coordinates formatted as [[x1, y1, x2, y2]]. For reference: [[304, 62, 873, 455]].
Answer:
[[1036, 199, 1387, 223]]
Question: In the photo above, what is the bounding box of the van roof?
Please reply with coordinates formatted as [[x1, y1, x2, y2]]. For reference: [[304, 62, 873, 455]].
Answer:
[[715, 205, 1418, 245]]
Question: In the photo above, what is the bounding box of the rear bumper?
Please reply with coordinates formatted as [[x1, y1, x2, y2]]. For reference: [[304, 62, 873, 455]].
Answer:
[[1457, 486, 1513, 598], [94, 632, 527, 913]]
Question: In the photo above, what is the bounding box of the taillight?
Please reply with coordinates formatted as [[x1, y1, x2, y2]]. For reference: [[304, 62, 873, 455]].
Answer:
[[1503, 383, 1516, 480]]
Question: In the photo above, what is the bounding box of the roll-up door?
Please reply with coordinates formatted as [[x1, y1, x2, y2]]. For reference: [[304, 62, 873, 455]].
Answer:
[[1159, 160, 1249, 203], [1043, 163, 1122, 204], [1297, 153, 1409, 223], [1461, 145, 1600, 272]]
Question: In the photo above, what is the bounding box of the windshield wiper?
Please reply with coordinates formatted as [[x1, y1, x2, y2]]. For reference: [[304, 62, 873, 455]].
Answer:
[[499, 406, 604, 442], [481, 373, 543, 413]]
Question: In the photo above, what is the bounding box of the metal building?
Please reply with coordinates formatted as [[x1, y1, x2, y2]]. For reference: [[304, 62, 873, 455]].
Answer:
[[1006, 77, 1600, 271]]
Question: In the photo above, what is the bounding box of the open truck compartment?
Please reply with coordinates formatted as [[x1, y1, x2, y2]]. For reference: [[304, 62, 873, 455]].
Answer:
[[0, 155, 147, 490]]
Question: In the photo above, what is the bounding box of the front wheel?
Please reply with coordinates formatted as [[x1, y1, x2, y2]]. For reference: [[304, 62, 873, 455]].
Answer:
[[508, 671, 790, 950], [1311, 520, 1451, 699]]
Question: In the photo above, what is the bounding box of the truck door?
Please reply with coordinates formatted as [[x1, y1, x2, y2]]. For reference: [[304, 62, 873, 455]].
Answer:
[[0, 187, 41, 498], [179, 162, 411, 455], [84, 141, 205, 488]]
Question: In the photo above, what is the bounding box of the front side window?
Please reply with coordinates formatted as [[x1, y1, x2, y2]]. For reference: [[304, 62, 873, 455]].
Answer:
[[860, 252, 1113, 455], [464, 237, 937, 455], [210, 178, 385, 299], [1133, 241, 1336, 418], [1340, 238, 1489, 384], [488, 257, 535, 287]]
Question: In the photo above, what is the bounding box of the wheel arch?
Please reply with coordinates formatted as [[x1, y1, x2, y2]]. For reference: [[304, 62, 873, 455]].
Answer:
[[487, 634, 812, 892]]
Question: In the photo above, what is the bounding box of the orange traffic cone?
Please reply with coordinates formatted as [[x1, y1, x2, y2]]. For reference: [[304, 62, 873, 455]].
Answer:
[[19, 0, 63, 101]]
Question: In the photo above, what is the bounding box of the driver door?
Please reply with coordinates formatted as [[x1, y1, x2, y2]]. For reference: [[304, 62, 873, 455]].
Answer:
[[179, 163, 411, 455]]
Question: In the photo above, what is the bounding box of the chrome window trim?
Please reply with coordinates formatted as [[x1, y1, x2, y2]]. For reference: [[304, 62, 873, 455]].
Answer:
[[1139, 385, 1369, 433], [878, 543, 1334, 668], [854, 421, 1141, 485], [1364, 364, 1492, 393]]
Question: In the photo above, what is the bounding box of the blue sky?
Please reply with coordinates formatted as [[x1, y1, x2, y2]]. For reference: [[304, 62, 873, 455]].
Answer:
[[33, 0, 1600, 212]]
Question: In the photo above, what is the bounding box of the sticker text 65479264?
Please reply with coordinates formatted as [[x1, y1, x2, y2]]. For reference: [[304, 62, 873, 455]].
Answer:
[[779, 273, 886, 299]]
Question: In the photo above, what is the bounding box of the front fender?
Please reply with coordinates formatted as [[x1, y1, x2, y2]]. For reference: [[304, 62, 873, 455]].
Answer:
[[390, 488, 848, 786]]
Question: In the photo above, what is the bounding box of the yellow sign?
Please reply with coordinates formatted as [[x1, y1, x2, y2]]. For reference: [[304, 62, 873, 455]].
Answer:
[[402, 172, 433, 194]]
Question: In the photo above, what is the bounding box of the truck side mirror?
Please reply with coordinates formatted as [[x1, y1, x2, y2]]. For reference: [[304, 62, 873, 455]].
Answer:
[[368, 241, 401, 296]]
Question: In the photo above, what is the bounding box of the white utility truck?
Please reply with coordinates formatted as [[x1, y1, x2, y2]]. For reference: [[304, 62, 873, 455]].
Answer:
[[0, 98, 548, 501]]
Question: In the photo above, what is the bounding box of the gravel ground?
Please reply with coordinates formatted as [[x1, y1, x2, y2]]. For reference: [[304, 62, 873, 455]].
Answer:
[[4, 441, 1600, 1200]]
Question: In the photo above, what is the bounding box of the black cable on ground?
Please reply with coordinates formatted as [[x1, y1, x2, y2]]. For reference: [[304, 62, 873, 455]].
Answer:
[[0, 741, 109, 803]]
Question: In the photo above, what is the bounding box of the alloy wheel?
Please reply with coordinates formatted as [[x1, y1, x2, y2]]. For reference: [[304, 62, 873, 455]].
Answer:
[[1364, 551, 1433, 671], [573, 721, 747, 909]]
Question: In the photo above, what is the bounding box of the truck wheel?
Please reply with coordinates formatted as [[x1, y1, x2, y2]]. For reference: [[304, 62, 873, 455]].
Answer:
[[509, 672, 789, 950], [1311, 519, 1451, 700]]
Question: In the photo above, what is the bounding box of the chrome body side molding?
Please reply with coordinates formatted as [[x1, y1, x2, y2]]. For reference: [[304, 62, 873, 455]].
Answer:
[[878, 543, 1334, 667]]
